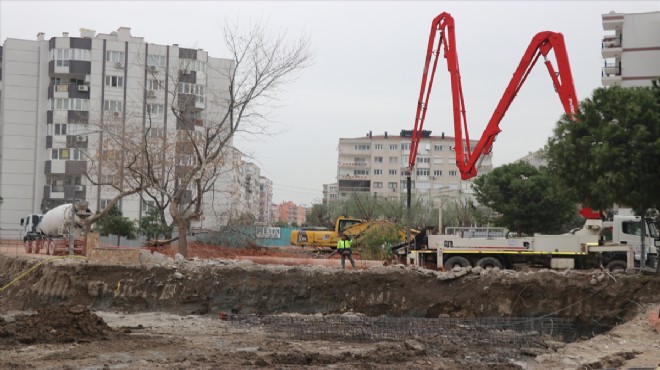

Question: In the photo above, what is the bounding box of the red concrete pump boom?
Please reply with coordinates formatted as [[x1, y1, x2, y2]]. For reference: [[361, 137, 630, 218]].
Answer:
[[407, 12, 579, 180]]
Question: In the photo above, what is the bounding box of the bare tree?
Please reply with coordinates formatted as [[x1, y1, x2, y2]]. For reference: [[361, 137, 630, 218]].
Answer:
[[136, 21, 312, 256]]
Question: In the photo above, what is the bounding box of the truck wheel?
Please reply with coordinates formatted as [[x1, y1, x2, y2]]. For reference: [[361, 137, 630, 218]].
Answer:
[[47, 240, 55, 256], [476, 257, 503, 270], [32, 240, 40, 254], [444, 256, 470, 269], [606, 260, 627, 272], [24, 239, 32, 253]]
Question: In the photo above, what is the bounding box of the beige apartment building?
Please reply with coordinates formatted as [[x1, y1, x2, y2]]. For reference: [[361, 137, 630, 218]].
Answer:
[[336, 130, 492, 205]]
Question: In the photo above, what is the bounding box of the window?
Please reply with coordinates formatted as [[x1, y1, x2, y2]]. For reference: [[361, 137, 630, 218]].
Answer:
[[400, 180, 415, 189], [448, 170, 457, 177], [51, 148, 70, 160], [105, 75, 124, 87], [147, 104, 165, 116], [104, 100, 123, 112], [142, 199, 156, 213], [55, 49, 70, 67], [433, 170, 442, 176], [177, 82, 206, 104], [177, 154, 195, 166], [106, 51, 125, 63], [50, 98, 88, 111], [373, 182, 383, 188], [147, 79, 163, 91], [147, 127, 164, 138], [374, 156, 383, 163], [389, 157, 398, 163], [418, 157, 430, 163], [354, 169, 369, 176], [389, 169, 397, 176], [416, 169, 429, 176], [147, 55, 167, 68], [51, 48, 90, 67], [434, 144, 443, 151], [54, 123, 66, 136], [180, 58, 206, 72], [622, 221, 642, 236], [374, 144, 383, 150], [401, 143, 410, 151], [354, 144, 370, 151], [373, 169, 382, 175], [100, 199, 111, 209], [389, 144, 398, 150], [388, 182, 397, 189], [72, 149, 85, 161], [354, 157, 366, 163]]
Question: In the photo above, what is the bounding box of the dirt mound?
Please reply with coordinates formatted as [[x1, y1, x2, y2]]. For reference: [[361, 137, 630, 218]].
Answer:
[[0, 304, 118, 346], [147, 242, 315, 259]]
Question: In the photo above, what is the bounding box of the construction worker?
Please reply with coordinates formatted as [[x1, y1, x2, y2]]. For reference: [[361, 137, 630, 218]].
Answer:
[[337, 233, 356, 269]]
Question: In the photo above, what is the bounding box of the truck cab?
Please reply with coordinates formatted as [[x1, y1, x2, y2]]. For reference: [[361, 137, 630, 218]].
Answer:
[[20, 214, 43, 241], [600, 215, 658, 267]]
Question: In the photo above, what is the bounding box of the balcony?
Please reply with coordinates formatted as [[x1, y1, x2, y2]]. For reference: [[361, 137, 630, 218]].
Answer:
[[602, 61, 621, 76], [601, 61, 622, 87], [602, 13, 624, 31], [338, 162, 368, 168], [601, 74, 622, 87], [601, 35, 622, 59]]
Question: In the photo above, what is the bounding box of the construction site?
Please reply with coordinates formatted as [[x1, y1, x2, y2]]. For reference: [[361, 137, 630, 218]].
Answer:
[[1, 4, 659, 369], [1, 243, 659, 370]]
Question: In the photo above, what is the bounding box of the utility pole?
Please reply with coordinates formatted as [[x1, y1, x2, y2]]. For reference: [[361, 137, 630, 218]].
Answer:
[[406, 171, 412, 255], [69, 201, 75, 255]]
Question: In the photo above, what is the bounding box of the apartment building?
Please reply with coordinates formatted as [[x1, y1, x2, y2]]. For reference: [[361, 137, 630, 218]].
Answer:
[[274, 201, 307, 225], [601, 10, 660, 87], [336, 130, 492, 204], [322, 183, 339, 204], [515, 149, 547, 169], [258, 176, 274, 224], [0, 27, 248, 237]]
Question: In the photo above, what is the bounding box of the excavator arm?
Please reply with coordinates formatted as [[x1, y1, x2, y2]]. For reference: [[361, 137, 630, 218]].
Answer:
[[407, 12, 579, 180]]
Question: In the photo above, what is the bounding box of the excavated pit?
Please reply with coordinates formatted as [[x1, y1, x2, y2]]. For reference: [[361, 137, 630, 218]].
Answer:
[[1, 253, 658, 340]]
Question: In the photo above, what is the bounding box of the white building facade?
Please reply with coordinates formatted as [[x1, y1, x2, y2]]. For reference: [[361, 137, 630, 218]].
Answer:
[[601, 10, 660, 87], [0, 28, 245, 238]]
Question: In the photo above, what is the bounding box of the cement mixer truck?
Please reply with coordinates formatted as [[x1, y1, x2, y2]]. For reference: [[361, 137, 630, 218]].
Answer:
[[20, 202, 92, 255]]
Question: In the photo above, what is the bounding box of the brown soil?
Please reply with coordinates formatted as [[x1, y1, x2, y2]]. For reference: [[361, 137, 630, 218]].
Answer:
[[1, 244, 659, 369], [0, 304, 118, 346]]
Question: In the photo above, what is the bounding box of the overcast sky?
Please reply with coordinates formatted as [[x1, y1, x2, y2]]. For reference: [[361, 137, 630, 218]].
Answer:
[[2, 1, 658, 206]]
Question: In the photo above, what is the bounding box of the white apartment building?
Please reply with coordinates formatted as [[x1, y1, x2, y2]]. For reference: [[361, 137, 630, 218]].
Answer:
[[337, 130, 492, 205], [258, 176, 274, 224], [322, 183, 339, 204], [602, 10, 660, 87], [515, 149, 547, 169], [0, 27, 248, 237]]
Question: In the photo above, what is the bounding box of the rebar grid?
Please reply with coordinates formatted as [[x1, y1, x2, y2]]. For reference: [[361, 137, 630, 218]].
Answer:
[[229, 314, 575, 347]]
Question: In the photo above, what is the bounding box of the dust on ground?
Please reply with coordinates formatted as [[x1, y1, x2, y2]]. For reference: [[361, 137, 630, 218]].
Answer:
[[1, 243, 659, 369]]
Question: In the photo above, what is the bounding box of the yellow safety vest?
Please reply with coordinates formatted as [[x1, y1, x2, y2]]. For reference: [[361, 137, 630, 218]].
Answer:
[[337, 240, 352, 249]]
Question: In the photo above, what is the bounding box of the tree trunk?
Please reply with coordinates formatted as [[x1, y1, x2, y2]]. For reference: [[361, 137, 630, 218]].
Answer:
[[177, 222, 188, 257], [116, 235, 121, 246]]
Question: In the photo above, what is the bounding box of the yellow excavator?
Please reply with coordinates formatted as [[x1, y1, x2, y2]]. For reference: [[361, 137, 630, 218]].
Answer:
[[290, 216, 420, 249]]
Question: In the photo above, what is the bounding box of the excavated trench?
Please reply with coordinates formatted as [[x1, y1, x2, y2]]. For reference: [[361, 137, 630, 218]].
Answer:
[[1, 254, 659, 340]]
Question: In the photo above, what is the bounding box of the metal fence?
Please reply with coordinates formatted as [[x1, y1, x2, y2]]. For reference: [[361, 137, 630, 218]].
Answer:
[[228, 314, 575, 348]]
